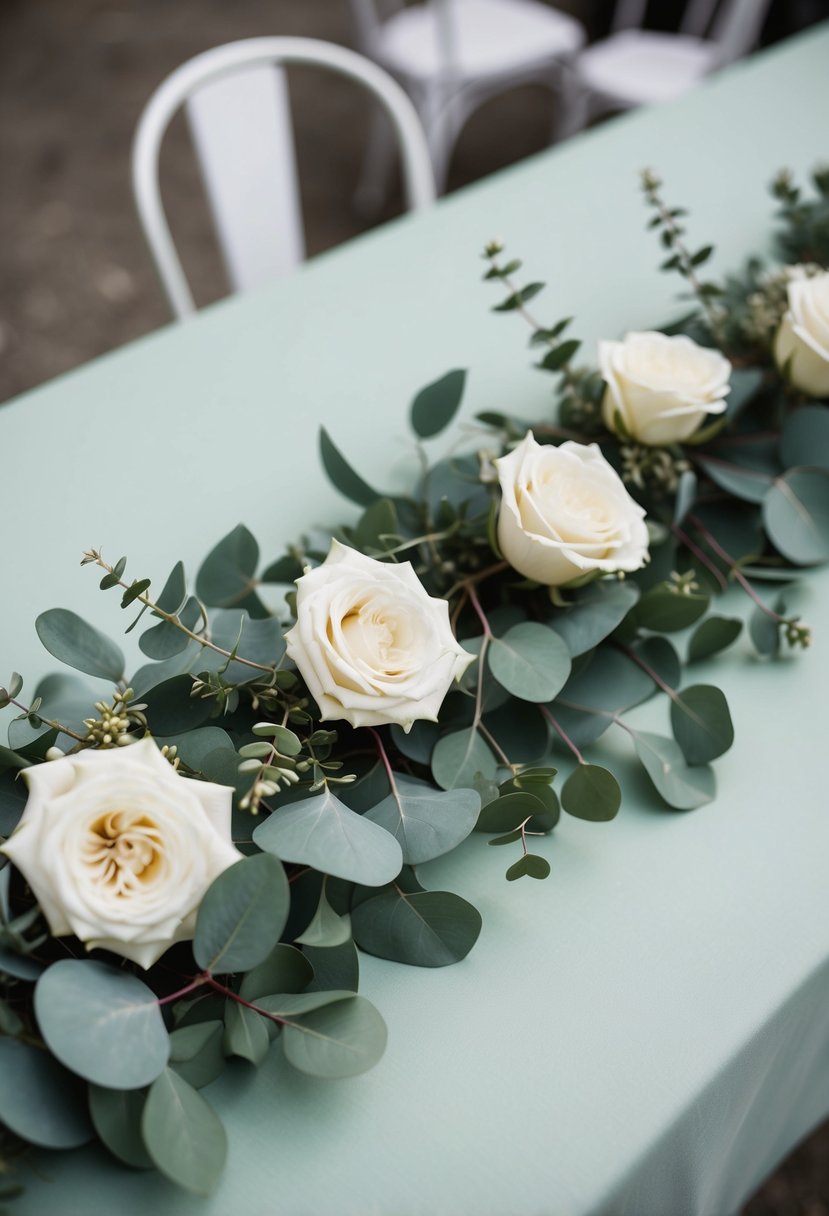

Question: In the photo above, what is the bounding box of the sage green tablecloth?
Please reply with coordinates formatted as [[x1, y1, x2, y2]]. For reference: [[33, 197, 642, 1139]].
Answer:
[[3, 24, 829, 1216]]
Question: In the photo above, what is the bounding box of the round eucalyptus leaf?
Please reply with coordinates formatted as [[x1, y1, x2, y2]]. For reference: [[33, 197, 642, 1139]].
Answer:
[[34, 960, 169, 1089], [35, 608, 125, 682], [780, 406, 829, 470], [696, 456, 773, 504], [634, 587, 710, 633], [561, 764, 621, 822], [363, 775, 480, 864], [670, 684, 734, 765], [488, 622, 571, 702], [239, 943, 314, 1001], [431, 727, 497, 791], [389, 720, 440, 766], [475, 790, 549, 833], [506, 854, 551, 881], [351, 889, 482, 967], [141, 1068, 227, 1196], [282, 994, 388, 1080], [687, 616, 743, 663], [482, 698, 549, 765], [763, 468, 829, 565], [89, 1085, 153, 1169], [0, 1036, 92, 1149], [193, 853, 289, 975], [252, 788, 403, 887], [633, 731, 716, 810], [551, 580, 640, 657]]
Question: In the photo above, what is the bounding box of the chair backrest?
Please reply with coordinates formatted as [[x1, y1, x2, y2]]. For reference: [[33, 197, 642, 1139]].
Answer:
[[132, 37, 436, 319], [611, 0, 770, 55]]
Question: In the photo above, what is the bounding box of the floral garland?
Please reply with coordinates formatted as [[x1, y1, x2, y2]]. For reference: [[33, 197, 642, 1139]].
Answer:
[[0, 164, 827, 1198]]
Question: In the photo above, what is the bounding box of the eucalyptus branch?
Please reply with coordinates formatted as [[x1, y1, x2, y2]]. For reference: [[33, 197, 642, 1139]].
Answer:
[[6, 697, 87, 744], [640, 169, 723, 334], [83, 548, 278, 676], [685, 514, 811, 646]]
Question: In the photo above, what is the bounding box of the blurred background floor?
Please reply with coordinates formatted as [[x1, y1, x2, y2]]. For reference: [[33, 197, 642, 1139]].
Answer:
[[2, 1, 829, 1210]]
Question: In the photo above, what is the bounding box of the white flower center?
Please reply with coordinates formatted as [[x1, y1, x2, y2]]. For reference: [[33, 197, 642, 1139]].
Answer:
[[339, 598, 415, 676], [82, 809, 166, 897]]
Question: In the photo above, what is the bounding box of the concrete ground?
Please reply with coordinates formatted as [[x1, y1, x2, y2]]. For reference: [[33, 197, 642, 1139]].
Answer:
[[2, 1, 829, 1210]]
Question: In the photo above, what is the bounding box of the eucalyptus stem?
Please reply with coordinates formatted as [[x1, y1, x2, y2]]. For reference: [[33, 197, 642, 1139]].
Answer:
[[539, 705, 585, 764], [7, 698, 87, 744], [685, 513, 793, 626], [84, 549, 277, 677], [641, 169, 722, 332]]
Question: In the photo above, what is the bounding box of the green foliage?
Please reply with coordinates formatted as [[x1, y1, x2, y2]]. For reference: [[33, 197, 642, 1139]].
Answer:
[[142, 1068, 227, 1196], [35, 960, 169, 1089], [410, 369, 467, 439], [2, 161, 822, 1198], [193, 854, 289, 974]]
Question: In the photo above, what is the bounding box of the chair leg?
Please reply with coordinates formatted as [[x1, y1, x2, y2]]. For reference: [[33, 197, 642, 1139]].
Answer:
[[552, 67, 592, 141], [419, 82, 464, 195], [354, 102, 397, 218]]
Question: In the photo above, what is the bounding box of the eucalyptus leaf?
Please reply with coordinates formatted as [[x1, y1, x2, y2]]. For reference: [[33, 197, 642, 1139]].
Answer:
[[281, 994, 387, 1079], [193, 853, 289, 974], [431, 727, 497, 791], [252, 787, 403, 886], [304, 941, 359, 994], [389, 720, 440, 766], [670, 684, 734, 764], [475, 789, 551, 833], [551, 580, 640, 656], [35, 608, 125, 682], [410, 369, 466, 439], [635, 586, 709, 633], [697, 456, 773, 504], [363, 775, 480, 864], [633, 731, 716, 809], [488, 622, 571, 702], [561, 764, 621, 821], [168, 1020, 225, 1089], [351, 888, 482, 967], [780, 406, 829, 470], [35, 960, 169, 1089], [481, 698, 548, 765], [0, 1036, 92, 1149], [506, 854, 551, 881], [674, 469, 698, 525], [139, 597, 201, 660], [295, 884, 352, 948], [749, 602, 782, 656], [142, 1068, 227, 1197], [687, 616, 743, 663], [239, 943, 315, 1001], [763, 468, 829, 565], [89, 1085, 152, 1169], [195, 524, 265, 616], [320, 428, 381, 508], [223, 1001, 270, 1065]]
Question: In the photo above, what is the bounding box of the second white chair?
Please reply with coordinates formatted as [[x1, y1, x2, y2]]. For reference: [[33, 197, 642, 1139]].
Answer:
[[558, 0, 775, 137], [132, 37, 436, 319], [349, 0, 587, 203]]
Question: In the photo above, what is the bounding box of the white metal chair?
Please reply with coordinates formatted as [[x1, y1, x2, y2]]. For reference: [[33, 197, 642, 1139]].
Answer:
[[558, 0, 774, 136], [348, 0, 586, 203], [132, 37, 436, 319]]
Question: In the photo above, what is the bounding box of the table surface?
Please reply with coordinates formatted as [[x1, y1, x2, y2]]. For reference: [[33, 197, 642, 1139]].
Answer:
[[4, 23, 829, 1216]]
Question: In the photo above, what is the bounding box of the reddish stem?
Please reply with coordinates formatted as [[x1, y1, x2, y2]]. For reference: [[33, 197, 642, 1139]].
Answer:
[[540, 705, 585, 764], [686, 512, 786, 623]]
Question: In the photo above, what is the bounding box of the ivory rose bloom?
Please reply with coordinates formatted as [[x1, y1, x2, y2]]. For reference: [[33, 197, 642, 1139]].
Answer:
[[285, 541, 473, 731], [600, 331, 731, 445], [496, 433, 649, 586], [0, 738, 241, 969], [774, 269, 829, 397]]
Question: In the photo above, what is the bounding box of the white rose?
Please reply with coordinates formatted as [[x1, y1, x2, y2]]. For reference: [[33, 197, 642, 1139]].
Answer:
[[600, 331, 731, 445], [285, 540, 473, 731], [774, 268, 829, 397], [496, 432, 649, 586], [0, 738, 241, 969]]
